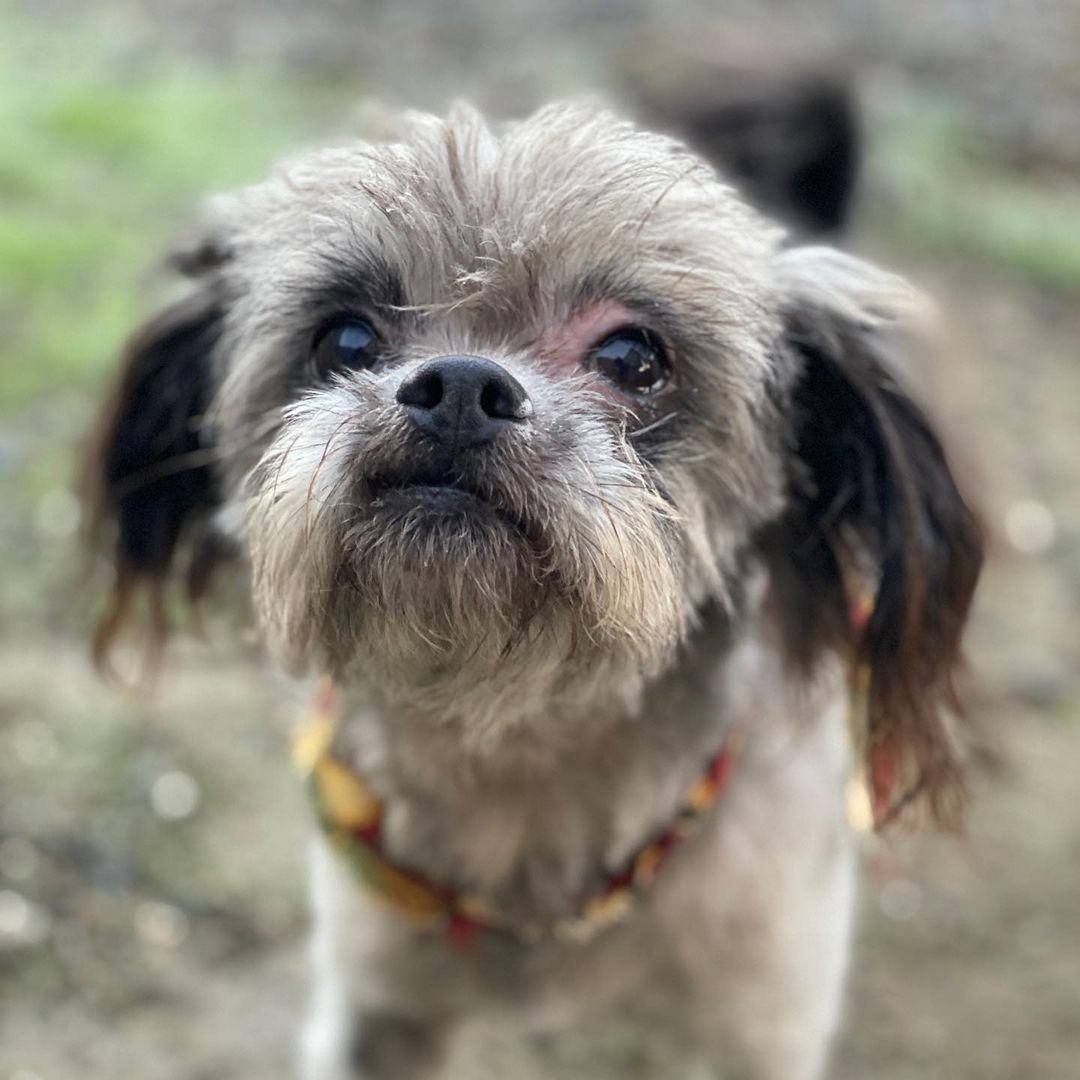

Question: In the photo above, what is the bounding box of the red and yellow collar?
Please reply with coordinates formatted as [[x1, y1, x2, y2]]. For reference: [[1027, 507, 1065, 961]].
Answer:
[[293, 680, 736, 947]]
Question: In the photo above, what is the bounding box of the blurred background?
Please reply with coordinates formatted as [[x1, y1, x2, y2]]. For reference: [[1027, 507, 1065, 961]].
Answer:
[[1, 1, 1078, 1077]]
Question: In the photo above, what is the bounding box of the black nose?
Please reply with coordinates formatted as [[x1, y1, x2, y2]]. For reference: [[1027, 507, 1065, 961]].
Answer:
[[396, 355, 532, 449]]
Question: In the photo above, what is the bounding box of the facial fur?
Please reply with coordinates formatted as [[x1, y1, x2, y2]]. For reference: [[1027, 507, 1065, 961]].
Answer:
[[207, 104, 787, 718], [86, 101, 982, 812]]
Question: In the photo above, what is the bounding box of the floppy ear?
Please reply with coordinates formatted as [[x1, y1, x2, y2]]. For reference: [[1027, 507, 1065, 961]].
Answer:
[[84, 253, 230, 668], [765, 247, 984, 826]]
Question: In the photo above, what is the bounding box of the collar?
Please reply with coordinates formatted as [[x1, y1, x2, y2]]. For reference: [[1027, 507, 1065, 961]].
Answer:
[[292, 680, 737, 947]]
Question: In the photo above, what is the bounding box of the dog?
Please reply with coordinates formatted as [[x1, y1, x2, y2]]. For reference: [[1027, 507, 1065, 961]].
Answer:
[[85, 102, 983, 1079]]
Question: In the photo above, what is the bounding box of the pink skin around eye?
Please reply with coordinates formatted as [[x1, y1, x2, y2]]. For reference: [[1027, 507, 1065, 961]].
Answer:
[[538, 300, 641, 383]]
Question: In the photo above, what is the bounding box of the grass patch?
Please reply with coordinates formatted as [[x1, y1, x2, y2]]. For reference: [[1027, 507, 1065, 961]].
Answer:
[[0, 13, 348, 414], [867, 95, 1080, 289], [0, 11, 350, 625]]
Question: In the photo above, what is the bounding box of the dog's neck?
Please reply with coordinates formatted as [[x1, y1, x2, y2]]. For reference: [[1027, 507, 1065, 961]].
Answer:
[[322, 599, 793, 922]]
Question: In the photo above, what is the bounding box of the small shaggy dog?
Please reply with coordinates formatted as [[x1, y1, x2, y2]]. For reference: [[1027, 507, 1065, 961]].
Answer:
[[87, 102, 983, 1079]]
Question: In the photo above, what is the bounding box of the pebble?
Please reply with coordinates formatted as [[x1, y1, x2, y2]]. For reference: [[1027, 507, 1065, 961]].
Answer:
[[150, 770, 201, 821], [134, 900, 190, 949], [1004, 498, 1056, 555]]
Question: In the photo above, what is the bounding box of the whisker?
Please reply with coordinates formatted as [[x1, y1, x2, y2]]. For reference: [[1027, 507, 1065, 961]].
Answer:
[[628, 411, 682, 441], [108, 448, 221, 500], [109, 414, 287, 499], [672, 449, 723, 467], [305, 415, 356, 521]]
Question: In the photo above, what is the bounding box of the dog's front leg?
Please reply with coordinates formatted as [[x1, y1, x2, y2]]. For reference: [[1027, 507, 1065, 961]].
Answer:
[[701, 848, 855, 1080], [670, 792, 857, 1080], [303, 1004, 446, 1080], [299, 844, 351, 1080], [301, 842, 451, 1080]]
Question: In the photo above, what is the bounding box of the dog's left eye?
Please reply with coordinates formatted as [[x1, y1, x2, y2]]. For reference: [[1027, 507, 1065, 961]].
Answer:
[[588, 329, 670, 396], [311, 318, 378, 377]]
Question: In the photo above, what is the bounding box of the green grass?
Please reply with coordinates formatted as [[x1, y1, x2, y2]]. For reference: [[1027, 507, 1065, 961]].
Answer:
[[0, 11, 350, 626], [0, 14, 348, 414], [868, 95, 1080, 289]]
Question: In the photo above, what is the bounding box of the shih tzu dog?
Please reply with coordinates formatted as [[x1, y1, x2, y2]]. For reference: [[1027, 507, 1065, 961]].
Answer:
[[86, 101, 983, 1079]]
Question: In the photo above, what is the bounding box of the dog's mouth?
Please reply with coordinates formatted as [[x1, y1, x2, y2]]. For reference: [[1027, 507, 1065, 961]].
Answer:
[[366, 473, 537, 542]]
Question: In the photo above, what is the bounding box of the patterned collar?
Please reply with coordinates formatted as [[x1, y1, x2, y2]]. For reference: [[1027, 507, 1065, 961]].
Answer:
[[292, 681, 737, 947]]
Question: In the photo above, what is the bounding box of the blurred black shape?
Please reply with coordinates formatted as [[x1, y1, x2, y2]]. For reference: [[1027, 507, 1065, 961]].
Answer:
[[632, 66, 860, 238]]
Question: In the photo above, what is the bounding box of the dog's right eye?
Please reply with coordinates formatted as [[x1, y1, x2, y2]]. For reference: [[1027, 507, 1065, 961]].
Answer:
[[588, 328, 670, 396], [311, 318, 378, 378]]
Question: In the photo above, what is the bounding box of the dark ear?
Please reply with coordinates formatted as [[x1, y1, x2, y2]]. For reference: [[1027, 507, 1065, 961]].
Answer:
[[765, 248, 984, 826], [632, 68, 859, 236], [84, 275, 229, 668]]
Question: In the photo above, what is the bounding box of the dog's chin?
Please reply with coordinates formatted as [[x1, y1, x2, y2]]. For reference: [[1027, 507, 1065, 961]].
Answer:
[[321, 481, 551, 670], [249, 445, 688, 684]]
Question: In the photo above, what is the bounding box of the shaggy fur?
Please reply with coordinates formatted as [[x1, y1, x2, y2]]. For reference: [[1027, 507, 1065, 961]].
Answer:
[[86, 102, 983, 1079]]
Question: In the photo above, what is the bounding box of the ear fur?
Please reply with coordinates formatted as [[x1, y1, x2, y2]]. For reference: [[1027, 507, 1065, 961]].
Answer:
[[766, 247, 984, 825], [84, 280, 228, 669]]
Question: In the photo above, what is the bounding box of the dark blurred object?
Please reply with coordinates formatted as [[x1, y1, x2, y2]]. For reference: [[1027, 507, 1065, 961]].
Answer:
[[629, 62, 860, 238]]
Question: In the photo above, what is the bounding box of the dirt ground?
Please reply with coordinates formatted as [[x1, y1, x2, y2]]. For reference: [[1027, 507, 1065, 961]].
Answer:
[[1, 3, 1078, 1079]]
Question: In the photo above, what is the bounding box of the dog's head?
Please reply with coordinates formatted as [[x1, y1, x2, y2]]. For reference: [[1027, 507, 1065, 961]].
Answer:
[[86, 103, 982, 817]]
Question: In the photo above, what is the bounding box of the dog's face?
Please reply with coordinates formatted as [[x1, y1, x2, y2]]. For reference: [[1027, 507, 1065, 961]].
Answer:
[[226, 105, 791, 703], [87, 103, 982, 815]]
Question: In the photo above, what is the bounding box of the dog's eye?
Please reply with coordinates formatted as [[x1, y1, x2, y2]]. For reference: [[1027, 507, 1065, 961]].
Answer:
[[311, 318, 378, 377], [588, 329, 670, 395]]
